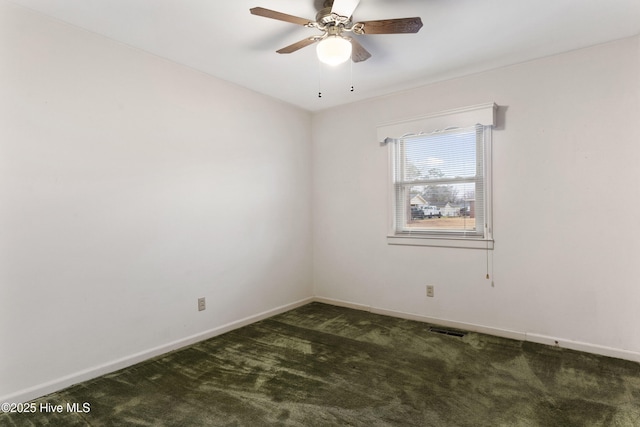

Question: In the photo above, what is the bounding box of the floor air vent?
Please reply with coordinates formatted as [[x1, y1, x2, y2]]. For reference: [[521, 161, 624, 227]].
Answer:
[[428, 327, 467, 338]]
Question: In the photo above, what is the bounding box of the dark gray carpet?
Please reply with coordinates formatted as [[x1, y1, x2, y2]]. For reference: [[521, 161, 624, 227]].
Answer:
[[2, 302, 640, 426]]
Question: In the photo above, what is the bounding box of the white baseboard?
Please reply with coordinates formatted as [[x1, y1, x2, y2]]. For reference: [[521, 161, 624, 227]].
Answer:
[[2, 297, 314, 404], [313, 296, 372, 313], [313, 297, 640, 363], [370, 306, 527, 342], [525, 333, 640, 363]]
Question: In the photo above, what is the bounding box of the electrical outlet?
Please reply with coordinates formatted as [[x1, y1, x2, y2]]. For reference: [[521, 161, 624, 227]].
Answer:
[[426, 285, 435, 298], [198, 297, 206, 311]]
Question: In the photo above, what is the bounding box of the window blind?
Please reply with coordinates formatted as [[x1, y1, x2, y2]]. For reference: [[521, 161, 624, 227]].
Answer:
[[393, 125, 485, 236]]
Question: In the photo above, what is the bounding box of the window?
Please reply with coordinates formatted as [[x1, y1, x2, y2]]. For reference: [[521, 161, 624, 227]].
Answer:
[[379, 103, 496, 249]]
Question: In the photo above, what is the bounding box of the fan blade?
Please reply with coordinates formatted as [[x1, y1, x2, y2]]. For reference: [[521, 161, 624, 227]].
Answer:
[[276, 37, 318, 54], [250, 7, 313, 26], [331, 0, 360, 18], [357, 17, 423, 34], [350, 38, 371, 63]]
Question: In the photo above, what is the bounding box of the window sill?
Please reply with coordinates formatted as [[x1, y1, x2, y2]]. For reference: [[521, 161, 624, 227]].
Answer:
[[387, 235, 494, 249]]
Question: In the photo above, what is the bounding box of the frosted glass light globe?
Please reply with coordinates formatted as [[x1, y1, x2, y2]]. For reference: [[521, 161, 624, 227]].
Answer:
[[316, 36, 352, 66]]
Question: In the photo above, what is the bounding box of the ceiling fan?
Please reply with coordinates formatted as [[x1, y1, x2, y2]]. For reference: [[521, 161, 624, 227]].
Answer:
[[250, 0, 423, 66]]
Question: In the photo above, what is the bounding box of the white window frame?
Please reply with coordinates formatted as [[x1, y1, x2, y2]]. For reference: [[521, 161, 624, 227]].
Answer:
[[378, 103, 496, 249]]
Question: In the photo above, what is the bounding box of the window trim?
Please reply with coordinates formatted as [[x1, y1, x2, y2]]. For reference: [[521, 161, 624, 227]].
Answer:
[[379, 103, 496, 249], [386, 235, 494, 250]]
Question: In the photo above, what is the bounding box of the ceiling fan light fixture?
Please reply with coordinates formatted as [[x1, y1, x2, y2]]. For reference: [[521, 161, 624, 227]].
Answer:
[[316, 36, 352, 66]]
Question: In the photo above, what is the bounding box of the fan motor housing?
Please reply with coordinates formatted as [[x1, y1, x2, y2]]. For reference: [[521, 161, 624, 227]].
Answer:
[[320, 7, 351, 24], [316, 7, 352, 29]]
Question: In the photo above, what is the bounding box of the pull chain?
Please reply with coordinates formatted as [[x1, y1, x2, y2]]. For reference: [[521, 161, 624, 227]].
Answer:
[[350, 55, 354, 92], [316, 58, 356, 97], [318, 59, 322, 98], [485, 228, 490, 279]]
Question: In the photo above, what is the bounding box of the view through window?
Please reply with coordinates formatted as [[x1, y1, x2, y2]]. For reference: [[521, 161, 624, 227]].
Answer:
[[392, 125, 487, 237]]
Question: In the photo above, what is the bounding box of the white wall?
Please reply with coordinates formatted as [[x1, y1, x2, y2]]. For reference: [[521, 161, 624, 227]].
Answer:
[[312, 36, 640, 361], [0, 1, 312, 402]]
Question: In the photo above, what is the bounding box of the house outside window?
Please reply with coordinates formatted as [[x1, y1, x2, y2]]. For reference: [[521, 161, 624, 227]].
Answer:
[[379, 103, 497, 249]]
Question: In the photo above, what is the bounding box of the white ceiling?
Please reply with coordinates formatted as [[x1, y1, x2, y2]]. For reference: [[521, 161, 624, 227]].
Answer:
[[9, 0, 640, 112]]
